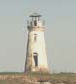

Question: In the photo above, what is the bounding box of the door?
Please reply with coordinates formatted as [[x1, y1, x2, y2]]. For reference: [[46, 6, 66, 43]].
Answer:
[[33, 53, 38, 66]]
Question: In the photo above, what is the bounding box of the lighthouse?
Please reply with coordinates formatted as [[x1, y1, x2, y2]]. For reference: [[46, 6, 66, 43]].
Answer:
[[25, 13, 49, 73]]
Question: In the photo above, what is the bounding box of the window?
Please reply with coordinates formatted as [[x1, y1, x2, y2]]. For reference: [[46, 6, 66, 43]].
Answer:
[[33, 52, 38, 66], [34, 20, 37, 26], [34, 34, 37, 41]]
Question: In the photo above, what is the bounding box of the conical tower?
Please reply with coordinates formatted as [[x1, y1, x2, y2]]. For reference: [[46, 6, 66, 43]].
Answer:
[[25, 13, 49, 73]]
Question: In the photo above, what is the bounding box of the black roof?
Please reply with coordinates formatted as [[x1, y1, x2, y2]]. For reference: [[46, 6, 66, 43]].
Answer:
[[29, 13, 42, 17]]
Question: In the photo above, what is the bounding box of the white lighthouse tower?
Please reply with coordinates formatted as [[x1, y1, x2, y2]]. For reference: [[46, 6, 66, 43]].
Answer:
[[25, 13, 49, 73]]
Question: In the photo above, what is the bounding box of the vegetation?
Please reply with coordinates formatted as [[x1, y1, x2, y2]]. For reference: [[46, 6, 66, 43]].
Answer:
[[0, 72, 76, 84]]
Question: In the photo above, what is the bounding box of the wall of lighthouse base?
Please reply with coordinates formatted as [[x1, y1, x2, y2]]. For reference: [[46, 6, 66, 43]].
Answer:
[[25, 66, 50, 73]]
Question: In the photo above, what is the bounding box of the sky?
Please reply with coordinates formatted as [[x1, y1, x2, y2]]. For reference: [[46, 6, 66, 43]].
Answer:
[[0, 0, 76, 73]]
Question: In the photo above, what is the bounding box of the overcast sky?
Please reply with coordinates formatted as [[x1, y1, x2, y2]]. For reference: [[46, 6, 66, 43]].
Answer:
[[0, 0, 76, 73]]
